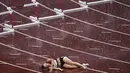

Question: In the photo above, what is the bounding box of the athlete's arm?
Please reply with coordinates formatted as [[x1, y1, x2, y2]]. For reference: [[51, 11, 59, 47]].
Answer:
[[53, 67, 63, 71], [49, 59, 54, 72]]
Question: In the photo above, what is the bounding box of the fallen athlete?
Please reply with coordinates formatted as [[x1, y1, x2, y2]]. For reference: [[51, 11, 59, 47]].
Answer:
[[40, 56, 89, 72]]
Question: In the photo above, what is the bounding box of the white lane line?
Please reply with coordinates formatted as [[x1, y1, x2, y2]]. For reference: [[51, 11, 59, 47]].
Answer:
[[0, 60, 41, 73], [114, 0, 130, 8], [108, 67, 120, 70], [69, 0, 130, 36], [86, 67, 108, 73], [16, 63, 27, 66], [40, 22, 130, 50], [0, 39, 107, 73], [38, 2, 130, 50], [0, 40, 107, 73], [15, 31, 130, 65]]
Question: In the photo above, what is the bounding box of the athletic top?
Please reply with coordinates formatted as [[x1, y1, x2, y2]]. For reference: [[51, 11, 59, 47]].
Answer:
[[53, 60, 58, 68]]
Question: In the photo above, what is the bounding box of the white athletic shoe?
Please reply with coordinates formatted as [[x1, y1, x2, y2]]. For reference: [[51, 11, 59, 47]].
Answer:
[[82, 63, 89, 66]]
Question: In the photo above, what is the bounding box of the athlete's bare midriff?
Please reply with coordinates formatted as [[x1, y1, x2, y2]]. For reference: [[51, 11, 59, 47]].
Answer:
[[56, 58, 61, 67]]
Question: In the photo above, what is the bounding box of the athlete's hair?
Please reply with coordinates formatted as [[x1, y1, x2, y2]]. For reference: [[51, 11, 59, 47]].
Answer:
[[40, 64, 49, 71]]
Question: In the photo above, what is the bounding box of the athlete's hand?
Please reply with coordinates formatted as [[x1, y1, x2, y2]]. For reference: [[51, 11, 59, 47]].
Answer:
[[59, 68, 63, 71], [49, 67, 53, 72], [49, 69, 53, 72]]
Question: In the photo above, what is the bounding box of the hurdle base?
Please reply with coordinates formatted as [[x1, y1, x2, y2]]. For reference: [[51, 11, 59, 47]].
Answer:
[[0, 29, 14, 37]]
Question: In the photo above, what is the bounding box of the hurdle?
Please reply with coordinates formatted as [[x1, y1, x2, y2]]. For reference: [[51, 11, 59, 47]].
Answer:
[[0, 0, 114, 36], [0, 0, 40, 32]]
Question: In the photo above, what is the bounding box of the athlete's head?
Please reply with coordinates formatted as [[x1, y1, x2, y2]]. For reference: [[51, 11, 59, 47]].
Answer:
[[40, 63, 50, 71], [43, 62, 50, 67]]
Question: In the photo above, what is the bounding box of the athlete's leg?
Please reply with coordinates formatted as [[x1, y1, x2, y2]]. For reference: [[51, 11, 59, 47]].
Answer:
[[63, 57, 86, 69], [63, 63, 78, 69]]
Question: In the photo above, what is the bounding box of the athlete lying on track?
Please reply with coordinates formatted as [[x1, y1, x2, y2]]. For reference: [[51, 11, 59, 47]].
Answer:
[[40, 56, 89, 72]]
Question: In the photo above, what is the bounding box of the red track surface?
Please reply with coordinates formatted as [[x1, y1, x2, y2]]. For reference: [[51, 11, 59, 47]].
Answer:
[[0, 0, 130, 73]]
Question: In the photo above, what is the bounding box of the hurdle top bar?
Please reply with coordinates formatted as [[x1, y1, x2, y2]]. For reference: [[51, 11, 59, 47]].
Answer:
[[3, 21, 40, 30], [39, 14, 64, 21], [87, 0, 113, 6], [13, 22, 40, 29], [63, 6, 88, 14]]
